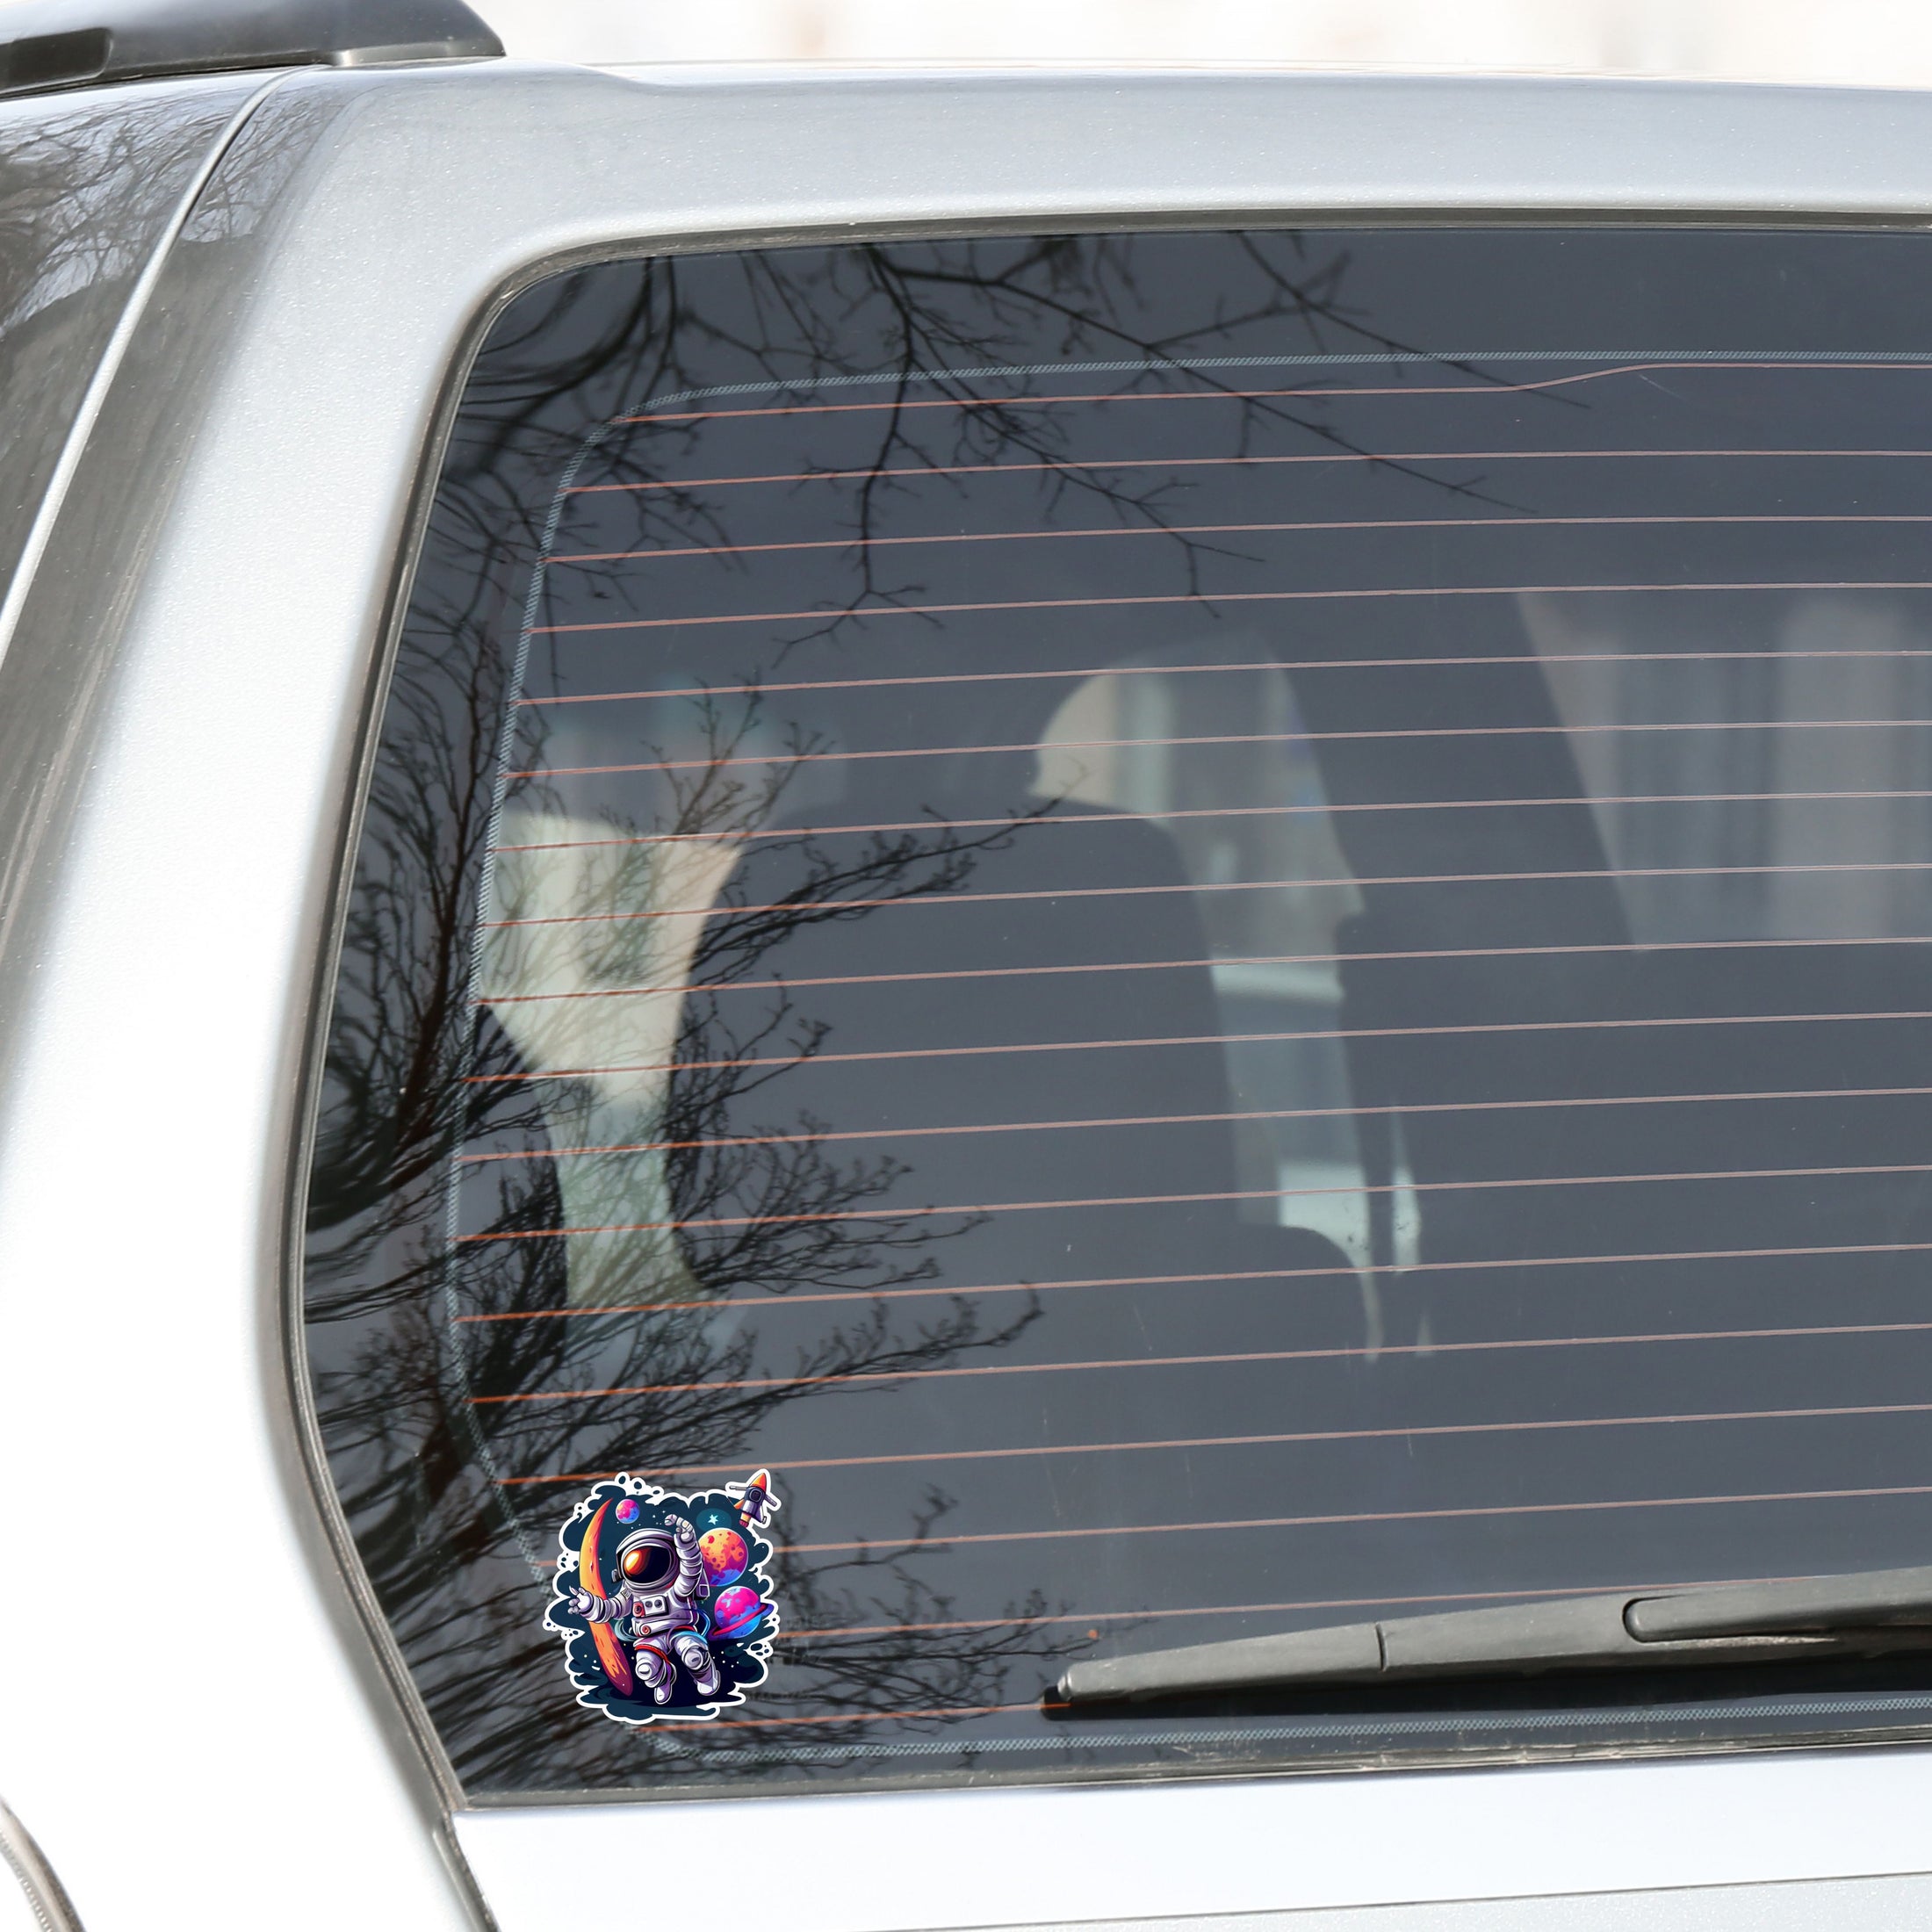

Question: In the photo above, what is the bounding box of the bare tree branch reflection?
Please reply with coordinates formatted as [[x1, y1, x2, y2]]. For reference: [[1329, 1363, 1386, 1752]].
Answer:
[[308, 628, 1070, 1791], [303, 231, 1503, 1792], [0, 88, 258, 633]]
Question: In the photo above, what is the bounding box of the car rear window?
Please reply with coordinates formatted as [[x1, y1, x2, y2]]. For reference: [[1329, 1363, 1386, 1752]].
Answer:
[[305, 228, 1932, 1799]]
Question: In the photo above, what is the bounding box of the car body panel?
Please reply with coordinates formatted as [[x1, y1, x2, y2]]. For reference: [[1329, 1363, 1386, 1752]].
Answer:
[[0, 71, 266, 616], [462, 1753, 1932, 1926], [10, 56, 1932, 1929]]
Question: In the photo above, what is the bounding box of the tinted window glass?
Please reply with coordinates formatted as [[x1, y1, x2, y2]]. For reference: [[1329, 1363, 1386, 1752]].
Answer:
[[306, 229, 1932, 1799]]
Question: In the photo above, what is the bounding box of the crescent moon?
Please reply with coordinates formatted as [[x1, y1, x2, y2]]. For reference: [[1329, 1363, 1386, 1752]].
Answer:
[[580, 1501, 636, 1698]]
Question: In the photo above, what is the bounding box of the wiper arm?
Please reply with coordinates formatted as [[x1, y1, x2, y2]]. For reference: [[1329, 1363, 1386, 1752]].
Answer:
[[1055, 1564, 1932, 1705]]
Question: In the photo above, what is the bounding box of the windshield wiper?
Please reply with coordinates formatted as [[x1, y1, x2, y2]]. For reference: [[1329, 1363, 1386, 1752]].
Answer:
[[1054, 1565, 1932, 1705]]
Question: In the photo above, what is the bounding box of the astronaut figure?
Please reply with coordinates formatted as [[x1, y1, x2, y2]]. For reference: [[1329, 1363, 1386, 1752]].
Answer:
[[572, 1513, 720, 1704]]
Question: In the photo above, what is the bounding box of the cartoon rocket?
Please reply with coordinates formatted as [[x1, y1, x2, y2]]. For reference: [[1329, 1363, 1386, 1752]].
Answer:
[[726, 1467, 780, 1530]]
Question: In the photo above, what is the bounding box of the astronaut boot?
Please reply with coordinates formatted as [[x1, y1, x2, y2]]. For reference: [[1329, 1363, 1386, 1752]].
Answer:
[[633, 1641, 675, 1705], [671, 1628, 721, 1698]]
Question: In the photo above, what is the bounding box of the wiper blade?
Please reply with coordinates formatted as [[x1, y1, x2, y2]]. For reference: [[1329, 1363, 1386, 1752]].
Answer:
[[1055, 1564, 1932, 1705]]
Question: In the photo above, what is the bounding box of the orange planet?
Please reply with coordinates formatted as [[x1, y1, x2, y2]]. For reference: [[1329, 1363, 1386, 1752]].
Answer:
[[699, 1526, 749, 1588]]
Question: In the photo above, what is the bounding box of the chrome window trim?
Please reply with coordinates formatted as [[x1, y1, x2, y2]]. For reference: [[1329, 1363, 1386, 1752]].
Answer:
[[11, 57, 1932, 1930]]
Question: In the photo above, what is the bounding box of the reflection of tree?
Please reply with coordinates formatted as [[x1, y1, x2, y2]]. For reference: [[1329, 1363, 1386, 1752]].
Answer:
[[465, 234, 1517, 666], [756, 235, 1517, 616], [659, 696, 1083, 1302], [489, 684, 1051, 1303], [303, 232, 1510, 1793], [0, 87, 250, 624], [0, 93, 216, 333], [306, 627, 1068, 1791], [757, 1497, 1067, 1740]]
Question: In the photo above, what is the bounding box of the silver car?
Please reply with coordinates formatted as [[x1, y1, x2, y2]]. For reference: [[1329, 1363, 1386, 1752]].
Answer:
[[10, 3, 1932, 1927]]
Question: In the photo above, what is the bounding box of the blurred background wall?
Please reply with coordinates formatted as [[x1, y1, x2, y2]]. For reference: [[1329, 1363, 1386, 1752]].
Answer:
[[480, 0, 1932, 85]]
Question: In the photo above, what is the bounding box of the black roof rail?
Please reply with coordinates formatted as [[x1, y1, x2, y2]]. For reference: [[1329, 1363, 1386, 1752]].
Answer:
[[0, 0, 504, 99]]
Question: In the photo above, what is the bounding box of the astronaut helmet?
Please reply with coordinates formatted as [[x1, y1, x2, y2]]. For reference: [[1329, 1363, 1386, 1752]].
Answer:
[[612, 1525, 680, 1592]]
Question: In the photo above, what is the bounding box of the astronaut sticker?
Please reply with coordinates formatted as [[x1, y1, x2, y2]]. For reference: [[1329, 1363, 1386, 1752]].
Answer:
[[545, 1468, 782, 1724]]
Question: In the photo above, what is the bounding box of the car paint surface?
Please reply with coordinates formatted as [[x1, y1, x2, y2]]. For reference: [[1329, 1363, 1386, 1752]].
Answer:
[[0, 72, 270, 615], [8, 55, 1932, 1930]]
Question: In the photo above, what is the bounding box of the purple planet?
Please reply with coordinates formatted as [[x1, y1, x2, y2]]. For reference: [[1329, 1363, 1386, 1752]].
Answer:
[[710, 1585, 767, 1640], [614, 1497, 641, 1524]]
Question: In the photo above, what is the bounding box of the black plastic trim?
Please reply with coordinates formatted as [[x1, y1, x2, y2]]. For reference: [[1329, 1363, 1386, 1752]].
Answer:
[[0, 0, 501, 97]]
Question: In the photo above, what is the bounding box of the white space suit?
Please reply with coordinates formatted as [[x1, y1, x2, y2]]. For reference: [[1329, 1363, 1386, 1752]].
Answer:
[[573, 1513, 720, 1703]]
